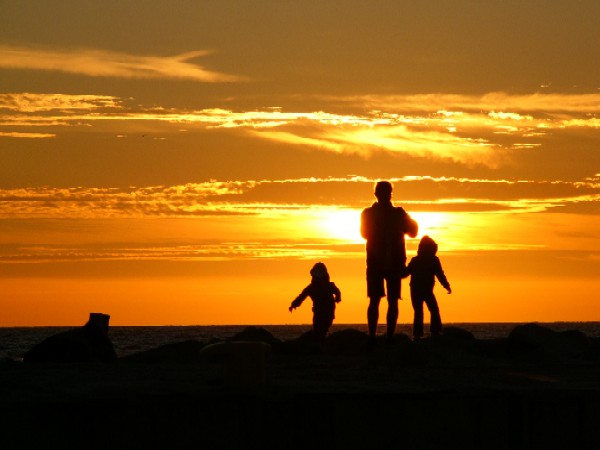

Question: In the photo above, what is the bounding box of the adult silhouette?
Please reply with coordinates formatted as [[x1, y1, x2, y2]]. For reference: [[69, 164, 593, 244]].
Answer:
[[361, 181, 418, 344]]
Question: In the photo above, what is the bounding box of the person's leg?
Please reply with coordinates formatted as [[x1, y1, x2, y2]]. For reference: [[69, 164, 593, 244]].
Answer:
[[411, 290, 424, 339], [366, 267, 385, 340], [312, 313, 327, 342], [367, 296, 381, 339], [425, 293, 442, 335], [386, 298, 399, 340], [385, 272, 401, 340]]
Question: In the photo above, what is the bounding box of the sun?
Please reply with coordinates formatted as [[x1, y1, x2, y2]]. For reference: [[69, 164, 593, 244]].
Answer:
[[318, 208, 363, 243], [314, 209, 450, 244], [410, 212, 449, 238]]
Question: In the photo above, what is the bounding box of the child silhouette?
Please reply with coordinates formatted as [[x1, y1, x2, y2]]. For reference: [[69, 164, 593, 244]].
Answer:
[[405, 235, 452, 339], [289, 262, 342, 342]]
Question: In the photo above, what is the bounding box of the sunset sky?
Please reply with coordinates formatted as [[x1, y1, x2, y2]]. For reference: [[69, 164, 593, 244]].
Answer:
[[1, 1, 599, 326]]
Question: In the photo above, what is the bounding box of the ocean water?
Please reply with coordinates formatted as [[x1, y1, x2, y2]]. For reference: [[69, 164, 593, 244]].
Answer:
[[1, 322, 599, 360]]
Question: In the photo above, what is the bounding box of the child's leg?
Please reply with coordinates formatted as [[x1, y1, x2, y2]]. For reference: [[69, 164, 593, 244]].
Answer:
[[410, 289, 424, 339], [313, 311, 334, 342], [424, 293, 442, 335]]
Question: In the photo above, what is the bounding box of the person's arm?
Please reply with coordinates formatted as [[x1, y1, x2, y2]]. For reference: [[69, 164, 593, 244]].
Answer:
[[434, 257, 451, 294], [332, 282, 342, 303], [289, 286, 310, 311], [360, 208, 372, 240], [405, 213, 418, 238], [397, 207, 418, 238], [402, 259, 413, 279]]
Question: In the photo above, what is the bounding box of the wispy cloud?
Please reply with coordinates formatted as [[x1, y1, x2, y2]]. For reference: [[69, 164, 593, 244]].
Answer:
[[329, 92, 600, 114], [0, 241, 362, 266], [0, 131, 55, 138], [0, 45, 244, 82], [0, 176, 598, 219], [2, 92, 600, 167], [1, 176, 599, 265], [251, 125, 496, 166], [0, 93, 121, 112]]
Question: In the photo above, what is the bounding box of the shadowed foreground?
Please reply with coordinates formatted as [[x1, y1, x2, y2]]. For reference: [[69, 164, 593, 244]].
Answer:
[[2, 324, 600, 450]]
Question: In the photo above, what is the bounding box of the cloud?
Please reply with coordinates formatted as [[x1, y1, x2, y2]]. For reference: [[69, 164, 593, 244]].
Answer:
[[1, 176, 599, 265], [329, 92, 600, 114], [0, 45, 244, 82], [0, 131, 55, 138], [0, 93, 121, 112], [0, 176, 599, 219], [0, 240, 361, 266], [2, 91, 600, 166]]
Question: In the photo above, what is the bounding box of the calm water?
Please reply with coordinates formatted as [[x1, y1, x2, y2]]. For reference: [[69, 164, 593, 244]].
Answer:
[[1, 322, 599, 359]]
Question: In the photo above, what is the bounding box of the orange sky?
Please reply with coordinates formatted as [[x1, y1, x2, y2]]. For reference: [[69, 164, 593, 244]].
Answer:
[[0, 2, 599, 325]]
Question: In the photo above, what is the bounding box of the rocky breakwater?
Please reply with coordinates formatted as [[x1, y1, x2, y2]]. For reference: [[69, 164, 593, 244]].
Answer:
[[1, 323, 600, 450]]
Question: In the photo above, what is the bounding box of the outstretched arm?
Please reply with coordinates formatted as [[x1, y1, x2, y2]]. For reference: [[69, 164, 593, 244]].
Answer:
[[289, 287, 309, 312], [434, 258, 451, 293]]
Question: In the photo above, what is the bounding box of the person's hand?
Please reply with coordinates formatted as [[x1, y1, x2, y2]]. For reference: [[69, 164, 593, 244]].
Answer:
[[446, 287, 452, 294], [289, 306, 295, 312]]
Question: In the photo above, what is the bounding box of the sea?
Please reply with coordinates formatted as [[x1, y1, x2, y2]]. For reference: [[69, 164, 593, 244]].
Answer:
[[2, 322, 600, 360]]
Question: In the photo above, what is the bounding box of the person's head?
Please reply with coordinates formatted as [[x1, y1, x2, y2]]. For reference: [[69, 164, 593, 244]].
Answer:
[[310, 262, 330, 282], [417, 235, 438, 257], [374, 181, 393, 202]]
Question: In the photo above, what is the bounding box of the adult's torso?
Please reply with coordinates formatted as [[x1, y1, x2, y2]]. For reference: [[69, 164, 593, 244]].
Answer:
[[362, 202, 408, 268]]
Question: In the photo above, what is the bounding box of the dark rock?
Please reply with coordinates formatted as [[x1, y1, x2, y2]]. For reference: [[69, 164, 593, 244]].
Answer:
[[508, 323, 590, 360], [276, 330, 322, 355], [23, 313, 116, 363], [230, 326, 282, 346], [442, 326, 476, 341], [120, 340, 205, 364], [325, 328, 370, 355]]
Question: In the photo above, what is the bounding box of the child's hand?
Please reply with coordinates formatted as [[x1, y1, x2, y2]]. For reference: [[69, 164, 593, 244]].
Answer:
[[289, 305, 295, 312], [446, 287, 452, 294]]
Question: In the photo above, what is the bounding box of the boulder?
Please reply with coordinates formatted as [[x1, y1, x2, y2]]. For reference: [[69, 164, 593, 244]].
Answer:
[[119, 340, 205, 364], [442, 326, 476, 341], [325, 328, 370, 355], [230, 326, 282, 346], [23, 313, 117, 363], [508, 323, 590, 360]]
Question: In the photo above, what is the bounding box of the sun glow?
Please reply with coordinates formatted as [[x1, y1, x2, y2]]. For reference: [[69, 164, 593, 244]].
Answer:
[[317, 208, 363, 243], [315, 209, 452, 244], [410, 212, 450, 238]]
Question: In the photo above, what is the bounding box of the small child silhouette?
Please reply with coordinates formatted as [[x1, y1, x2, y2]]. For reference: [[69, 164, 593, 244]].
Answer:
[[289, 262, 342, 342], [405, 235, 452, 339]]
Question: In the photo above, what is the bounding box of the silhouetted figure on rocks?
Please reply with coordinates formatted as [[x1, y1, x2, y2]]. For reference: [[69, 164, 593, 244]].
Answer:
[[361, 181, 418, 344], [405, 235, 451, 339], [289, 262, 341, 342]]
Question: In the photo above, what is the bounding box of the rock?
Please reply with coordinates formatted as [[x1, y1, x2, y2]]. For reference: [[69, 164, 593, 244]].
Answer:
[[120, 340, 205, 363], [230, 326, 282, 346], [508, 323, 590, 360], [325, 328, 370, 355], [442, 326, 476, 341], [276, 330, 323, 355], [200, 341, 271, 386], [23, 313, 116, 363]]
